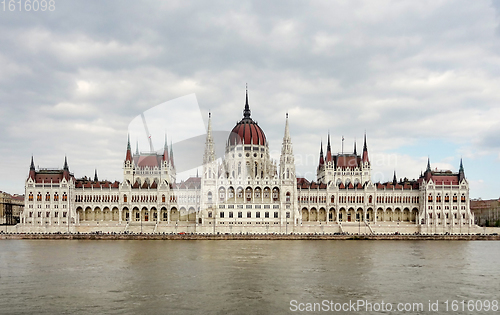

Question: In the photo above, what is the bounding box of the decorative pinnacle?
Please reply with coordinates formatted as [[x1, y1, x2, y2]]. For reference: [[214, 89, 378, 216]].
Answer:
[[243, 84, 251, 118]]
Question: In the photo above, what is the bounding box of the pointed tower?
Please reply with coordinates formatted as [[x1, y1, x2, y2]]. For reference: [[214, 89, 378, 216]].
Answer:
[[459, 158, 465, 182], [279, 113, 297, 227], [202, 112, 218, 209], [135, 140, 139, 156], [424, 157, 432, 181], [163, 134, 169, 162], [360, 132, 371, 184], [362, 133, 369, 165], [169, 141, 176, 183], [354, 141, 357, 156], [161, 134, 170, 183], [326, 132, 333, 163], [124, 134, 134, 183], [203, 112, 216, 165], [393, 170, 397, 185], [63, 156, 70, 181], [94, 169, 98, 182], [244, 84, 251, 119], [280, 113, 295, 180], [29, 156, 36, 181], [317, 141, 326, 183]]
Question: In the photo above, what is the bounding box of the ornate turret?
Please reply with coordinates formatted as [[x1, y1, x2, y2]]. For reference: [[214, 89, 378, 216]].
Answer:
[[125, 134, 133, 162], [228, 87, 266, 146], [203, 112, 216, 164], [163, 134, 169, 162], [326, 132, 332, 163], [29, 156, 36, 180], [459, 158, 465, 182], [318, 141, 324, 168], [280, 113, 295, 180], [63, 156, 70, 181], [362, 133, 369, 165]]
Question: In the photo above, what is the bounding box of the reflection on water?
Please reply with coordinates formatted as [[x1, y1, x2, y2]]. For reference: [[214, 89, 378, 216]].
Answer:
[[0, 240, 499, 314]]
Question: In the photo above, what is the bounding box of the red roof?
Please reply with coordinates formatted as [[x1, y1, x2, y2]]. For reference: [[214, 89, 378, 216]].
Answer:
[[430, 175, 459, 185], [136, 155, 161, 168], [228, 119, 266, 146], [336, 155, 358, 168]]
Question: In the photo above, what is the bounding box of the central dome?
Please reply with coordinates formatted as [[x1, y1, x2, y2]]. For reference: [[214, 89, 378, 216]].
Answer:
[[228, 89, 267, 146]]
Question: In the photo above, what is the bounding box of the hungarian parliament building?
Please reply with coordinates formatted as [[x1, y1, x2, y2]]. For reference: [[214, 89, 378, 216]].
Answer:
[[19, 92, 476, 234]]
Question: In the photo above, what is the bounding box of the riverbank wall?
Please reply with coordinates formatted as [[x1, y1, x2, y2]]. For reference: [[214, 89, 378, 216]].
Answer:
[[1, 233, 500, 241]]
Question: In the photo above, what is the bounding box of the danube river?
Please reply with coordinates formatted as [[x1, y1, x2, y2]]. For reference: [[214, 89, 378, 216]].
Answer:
[[0, 240, 499, 314]]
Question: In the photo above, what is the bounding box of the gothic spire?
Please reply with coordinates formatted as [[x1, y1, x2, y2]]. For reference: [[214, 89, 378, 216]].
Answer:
[[459, 158, 465, 182], [319, 141, 324, 166], [393, 170, 397, 185], [163, 133, 169, 162], [204, 112, 216, 164], [63, 156, 69, 171], [354, 140, 357, 155], [135, 140, 139, 155], [325, 132, 333, 163], [170, 141, 175, 168], [362, 132, 370, 164], [283, 112, 290, 140], [94, 169, 98, 182], [243, 84, 251, 119], [125, 134, 133, 162], [426, 157, 431, 172], [30, 155, 35, 170]]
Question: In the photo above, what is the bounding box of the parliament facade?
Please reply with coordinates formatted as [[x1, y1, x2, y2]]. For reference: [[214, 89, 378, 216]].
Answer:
[[19, 92, 476, 234]]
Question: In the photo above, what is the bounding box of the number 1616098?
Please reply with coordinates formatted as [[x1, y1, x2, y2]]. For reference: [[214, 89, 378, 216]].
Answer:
[[2, 0, 55, 11]]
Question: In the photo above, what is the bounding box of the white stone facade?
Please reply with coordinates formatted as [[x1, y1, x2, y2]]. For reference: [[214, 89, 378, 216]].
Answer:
[[18, 95, 476, 234]]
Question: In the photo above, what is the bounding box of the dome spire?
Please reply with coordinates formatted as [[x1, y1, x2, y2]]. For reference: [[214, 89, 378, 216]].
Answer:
[[243, 83, 251, 118]]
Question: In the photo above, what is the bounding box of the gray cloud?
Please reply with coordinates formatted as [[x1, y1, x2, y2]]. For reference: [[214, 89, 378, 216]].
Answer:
[[0, 0, 499, 198]]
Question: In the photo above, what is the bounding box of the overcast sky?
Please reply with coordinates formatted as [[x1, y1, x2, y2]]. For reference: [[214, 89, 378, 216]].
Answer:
[[1, 0, 499, 199]]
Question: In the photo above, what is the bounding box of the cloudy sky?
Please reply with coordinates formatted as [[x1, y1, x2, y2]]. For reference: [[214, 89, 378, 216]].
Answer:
[[1, 0, 499, 199]]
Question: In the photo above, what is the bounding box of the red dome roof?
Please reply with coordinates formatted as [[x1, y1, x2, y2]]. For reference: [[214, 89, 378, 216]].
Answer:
[[228, 88, 267, 146], [229, 119, 266, 145]]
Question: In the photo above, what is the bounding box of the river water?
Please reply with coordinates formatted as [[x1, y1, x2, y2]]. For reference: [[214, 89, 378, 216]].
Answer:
[[0, 240, 499, 314]]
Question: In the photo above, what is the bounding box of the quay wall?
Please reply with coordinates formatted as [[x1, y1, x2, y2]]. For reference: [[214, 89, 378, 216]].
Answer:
[[1, 233, 500, 241]]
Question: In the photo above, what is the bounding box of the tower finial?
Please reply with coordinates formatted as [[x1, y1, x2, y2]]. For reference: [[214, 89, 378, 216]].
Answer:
[[94, 169, 98, 182], [393, 170, 397, 184], [30, 155, 35, 170], [426, 157, 431, 172], [63, 155, 69, 171], [243, 84, 251, 118]]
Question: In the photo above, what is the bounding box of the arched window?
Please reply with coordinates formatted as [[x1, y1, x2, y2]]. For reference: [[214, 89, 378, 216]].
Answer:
[[162, 195, 166, 203], [286, 168, 290, 179], [428, 194, 433, 202], [208, 192, 212, 203], [255, 162, 258, 177], [45, 192, 50, 201], [124, 195, 128, 203], [445, 195, 449, 202], [28, 193, 33, 201], [54, 193, 59, 201], [238, 162, 241, 176], [369, 195, 373, 203], [286, 192, 291, 202], [336, 179, 342, 186], [331, 195, 335, 203], [37, 192, 42, 201]]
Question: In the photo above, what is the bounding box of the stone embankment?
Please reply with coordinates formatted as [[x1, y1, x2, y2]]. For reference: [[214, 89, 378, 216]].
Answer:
[[1, 233, 500, 240]]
